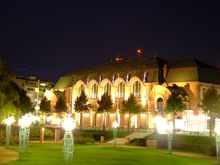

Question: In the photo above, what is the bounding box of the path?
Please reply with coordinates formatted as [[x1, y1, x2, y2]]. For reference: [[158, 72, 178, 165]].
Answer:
[[0, 147, 18, 164], [155, 148, 216, 163]]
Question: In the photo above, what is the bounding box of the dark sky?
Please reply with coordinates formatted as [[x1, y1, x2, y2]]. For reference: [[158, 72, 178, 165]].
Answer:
[[0, 0, 220, 82]]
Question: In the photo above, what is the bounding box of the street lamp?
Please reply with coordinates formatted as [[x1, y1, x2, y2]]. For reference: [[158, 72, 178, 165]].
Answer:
[[215, 121, 220, 164], [62, 115, 76, 165], [4, 116, 15, 148], [167, 121, 173, 154], [112, 121, 118, 147], [35, 80, 40, 116], [18, 115, 32, 160]]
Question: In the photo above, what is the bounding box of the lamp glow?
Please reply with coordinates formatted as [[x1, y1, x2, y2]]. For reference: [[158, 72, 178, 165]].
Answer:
[[112, 121, 119, 128], [153, 116, 167, 134], [18, 115, 32, 128], [112, 121, 118, 147], [62, 114, 75, 165], [55, 117, 62, 126], [5, 116, 15, 126], [35, 105, 40, 111], [62, 115, 76, 132]]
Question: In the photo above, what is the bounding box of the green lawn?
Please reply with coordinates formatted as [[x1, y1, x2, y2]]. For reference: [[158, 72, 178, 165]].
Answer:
[[3, 143, 214, 165]]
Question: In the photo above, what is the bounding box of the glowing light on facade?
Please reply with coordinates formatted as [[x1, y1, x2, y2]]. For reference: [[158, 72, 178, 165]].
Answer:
[[141, 114, 146, 119], [131, 115, 137, 128], [153, 116, 167, 134], [125, 114, 129, 118], [83, 113, 90, 117]]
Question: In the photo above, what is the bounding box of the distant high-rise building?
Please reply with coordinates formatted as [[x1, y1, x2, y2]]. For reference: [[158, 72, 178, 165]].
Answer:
[[12, 75, 54, 105]]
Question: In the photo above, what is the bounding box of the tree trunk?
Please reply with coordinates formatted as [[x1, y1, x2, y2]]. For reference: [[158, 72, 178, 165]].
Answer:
[[103, 111, 106, 131], [80, 112, 83, 130], [94, 113, 97, 130], [127, 114, 131, 132], [43, 112, 46, 125], [209, 111, 215, 137], [173, 111, 176, 134], [107, 112, 110, 129]]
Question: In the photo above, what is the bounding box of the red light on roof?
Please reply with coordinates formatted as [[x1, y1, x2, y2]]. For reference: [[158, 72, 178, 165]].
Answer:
[[137, 48, 143, 56]]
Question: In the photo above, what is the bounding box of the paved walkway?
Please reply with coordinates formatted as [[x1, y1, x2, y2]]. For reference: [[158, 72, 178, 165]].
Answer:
[[0, 147, 18, 164]]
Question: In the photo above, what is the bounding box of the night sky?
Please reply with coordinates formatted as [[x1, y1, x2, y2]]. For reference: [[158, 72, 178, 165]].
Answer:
[[0, 1, 220, 82]]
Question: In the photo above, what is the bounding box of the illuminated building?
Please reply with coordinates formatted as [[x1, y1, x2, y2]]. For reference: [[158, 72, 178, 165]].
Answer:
[[12, 76, 54, 105], [55, 55, 220, 133]]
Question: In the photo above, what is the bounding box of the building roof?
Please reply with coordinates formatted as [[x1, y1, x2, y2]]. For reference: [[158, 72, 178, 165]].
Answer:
[[54, 76, 73, 89], [54, 57, 220, 89], [54, 56, 167, 89], [166, 59, 220, 84]]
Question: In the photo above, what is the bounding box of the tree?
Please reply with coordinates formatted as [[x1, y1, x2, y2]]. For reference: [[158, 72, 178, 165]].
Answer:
[[97, 93, 113, 131], [200, 86, 220, 136], [165, 87, 186, 134], [40, 97, 51, 114], [55, 96, 68, 114], [18, 89, 33, 115], [10, 81, 33, 115], [74, 91, 91, 129], [122, 94, 141, 132], [0, 79, 20, 122], [40, 97, 51, 125]]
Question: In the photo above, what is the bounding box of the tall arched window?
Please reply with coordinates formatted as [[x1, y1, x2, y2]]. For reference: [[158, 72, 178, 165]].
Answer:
[[78, 84, 85, 96], [118, 82, 125, 98], [104, 83, 111, 96], [133, 81, 141, 98], [91, 83, 98, 99]]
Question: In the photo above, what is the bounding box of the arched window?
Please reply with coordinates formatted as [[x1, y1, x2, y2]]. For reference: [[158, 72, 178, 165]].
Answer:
[[156, 97, 163, 112], [78, 84, 85, 96], [184, 95, 189, 110], [133, 81, 141, 98], [104, 83, 111, 96], [118, 82, 125, 98], [91, 83, 98, 99]]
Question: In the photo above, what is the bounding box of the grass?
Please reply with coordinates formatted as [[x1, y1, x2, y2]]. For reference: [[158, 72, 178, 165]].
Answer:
[[3, 143, 214, 165]]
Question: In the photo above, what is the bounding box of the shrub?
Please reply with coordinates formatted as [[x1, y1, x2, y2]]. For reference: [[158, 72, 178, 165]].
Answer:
[[74, 137, 96, 144], [29, 126, 54, 140], [145, 133, 216, 155]]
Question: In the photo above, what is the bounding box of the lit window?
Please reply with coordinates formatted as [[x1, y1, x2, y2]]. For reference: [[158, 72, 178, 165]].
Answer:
[[78, 84, 85, 96], [133, 81, 141, 98], [104, 83, 111, 96], [156, 97, 163, 112], [91, 83, 98, 99], [118, 82, 125, 98]]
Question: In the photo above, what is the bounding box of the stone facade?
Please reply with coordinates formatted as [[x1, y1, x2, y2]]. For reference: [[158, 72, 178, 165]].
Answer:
[[55, 56, 220, 132]]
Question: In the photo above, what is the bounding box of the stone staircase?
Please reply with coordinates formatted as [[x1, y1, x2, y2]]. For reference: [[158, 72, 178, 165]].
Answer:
[[106, 131, 152, 145]]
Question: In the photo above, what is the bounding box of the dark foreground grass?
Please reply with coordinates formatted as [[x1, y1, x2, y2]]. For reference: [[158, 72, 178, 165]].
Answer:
[[3, 143, 214, 165]]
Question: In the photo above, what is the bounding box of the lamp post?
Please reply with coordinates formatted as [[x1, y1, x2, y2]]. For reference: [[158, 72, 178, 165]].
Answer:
[[62, 115, 76, 165], [35, 80, 40, 116], [215, 121, 220, 164], [167, 121, 173, 154], [4, 116, 15, 148], [18, 115, 32, 160], [112, 121, 118, 147]]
